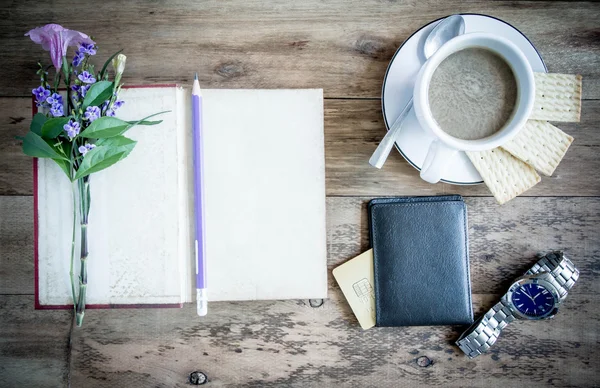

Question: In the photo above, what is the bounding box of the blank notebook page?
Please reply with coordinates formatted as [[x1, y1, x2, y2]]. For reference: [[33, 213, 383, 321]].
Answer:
[[198, 89, 327, 301], [36, 87, 327, 306]]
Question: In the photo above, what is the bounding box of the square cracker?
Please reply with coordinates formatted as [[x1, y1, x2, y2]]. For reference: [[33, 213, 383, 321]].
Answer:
[[502, 120, 574, 176], [530, 73, 582, 122], [466, 148, 541, 205]]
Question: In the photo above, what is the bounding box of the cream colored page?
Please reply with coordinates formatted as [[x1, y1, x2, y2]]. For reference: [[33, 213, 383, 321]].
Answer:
[[38, 87, 183, 305], [177, 88, 194, 303], [192, 89, 328, 301]]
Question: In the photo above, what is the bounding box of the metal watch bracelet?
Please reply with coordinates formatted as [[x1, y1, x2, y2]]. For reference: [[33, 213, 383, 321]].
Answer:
[[525, 251, 579, 300], [455, 299, 515, 358], [456, 252, 579, 358]]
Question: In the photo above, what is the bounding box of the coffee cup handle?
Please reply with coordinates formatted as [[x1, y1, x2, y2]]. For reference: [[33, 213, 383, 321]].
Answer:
[[420, 141, 458, 184]]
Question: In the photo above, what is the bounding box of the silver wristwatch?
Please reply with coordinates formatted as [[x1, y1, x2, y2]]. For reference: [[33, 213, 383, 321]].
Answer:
[[456, 251, 579, 358]]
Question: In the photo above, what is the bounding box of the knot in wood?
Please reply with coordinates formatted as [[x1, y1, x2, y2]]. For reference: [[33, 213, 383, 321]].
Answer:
[[354, 35, 389, 60], [215, 61, 244, 78]]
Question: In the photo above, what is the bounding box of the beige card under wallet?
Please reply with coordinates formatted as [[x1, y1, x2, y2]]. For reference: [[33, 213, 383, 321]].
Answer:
[[333, 249, 376, 330]]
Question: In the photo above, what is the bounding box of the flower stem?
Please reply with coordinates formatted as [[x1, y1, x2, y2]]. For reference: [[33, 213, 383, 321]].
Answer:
[[75, 225, 87, 326], [69, 180, 77, 313], [75, 176, 90, 327]]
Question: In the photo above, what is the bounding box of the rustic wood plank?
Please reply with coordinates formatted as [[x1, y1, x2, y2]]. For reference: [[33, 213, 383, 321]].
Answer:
[[325, 100, 600, 197], [1, 1, 599, 99], [326, 197, 600, 295], [1, 98, 598, 197], [69, 292, 599, 387], [0, 98, 31, 196], [0, 196, 33, 294], [0, 295, 71, 388]]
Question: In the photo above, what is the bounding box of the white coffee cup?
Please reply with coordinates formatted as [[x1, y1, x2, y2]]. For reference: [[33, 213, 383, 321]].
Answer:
[[413, 32, 535, 184]]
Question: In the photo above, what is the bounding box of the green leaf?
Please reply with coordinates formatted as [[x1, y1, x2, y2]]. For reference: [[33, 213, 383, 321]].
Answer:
[[99, 49, 123, 79], [52, 157, 72, 180], [80, 111, 168, 139], [95, 135, 136, 149], [21, 131, 68, 160], [127, 111, 169, 128], [126, 120, 162, 126], [41, 117, 70, 139], [82, 81, 113, 109], [96, 136, 137, 163], [59, 140, 73, 161], [73, 136, 137, 180], [80, 116, 130, 139], [30, 113, 47, 135]]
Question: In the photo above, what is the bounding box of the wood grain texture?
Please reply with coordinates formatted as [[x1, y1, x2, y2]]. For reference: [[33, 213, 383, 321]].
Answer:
[[1, 98, 598, 197], [1, 1, 599, 386], [324, 99, 600, 197], [0, 196, 33, 294], [0, 1, 599, 99], [0, 195, 598, 386], [326, 197, 600, 295], [0, 296, 72, 388], [0, 98, 31, 196], [69, 292, 599, 387]]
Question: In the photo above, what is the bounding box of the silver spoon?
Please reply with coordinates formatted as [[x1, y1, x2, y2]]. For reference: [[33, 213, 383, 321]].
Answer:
[[369, 15, 466, 169]]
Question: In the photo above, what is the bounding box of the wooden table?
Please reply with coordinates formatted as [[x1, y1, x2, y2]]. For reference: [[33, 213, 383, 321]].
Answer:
[[1, 1, 599, 387]]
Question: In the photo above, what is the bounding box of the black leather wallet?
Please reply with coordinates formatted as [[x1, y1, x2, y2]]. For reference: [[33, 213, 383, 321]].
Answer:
[[369, 196, 473, 326]]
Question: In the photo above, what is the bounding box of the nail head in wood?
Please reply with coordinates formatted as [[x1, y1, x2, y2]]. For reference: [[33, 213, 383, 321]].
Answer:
[[416, 356, 433, 367], [189, 371, 208, 385], [309, 299, 324, 308]]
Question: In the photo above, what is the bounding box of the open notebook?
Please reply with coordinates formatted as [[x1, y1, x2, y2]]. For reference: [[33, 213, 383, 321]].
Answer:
[[35, 87, 327, 308]]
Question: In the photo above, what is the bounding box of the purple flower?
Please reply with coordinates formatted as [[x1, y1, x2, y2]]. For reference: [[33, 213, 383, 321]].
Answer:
[[63, 119, 80, 138], [71, 85, 80, 96], [70, 85, 81, 102], [46, 92, 63, 106], [78, 143, 96, 156], [80, 85, 90, 98], [101, 100, 110, 114], [50, 103, 64, 117], [32, 86, 50, 103], [105, 100, 124, 117], [25, 24, 94, 70], [78, 71, 96, 84], [84, 106, 100, 122], [72, 52, 85, 67], [78, 43, 96, 56], [71, 84, 88, 98], [45, 92, 64, 116]]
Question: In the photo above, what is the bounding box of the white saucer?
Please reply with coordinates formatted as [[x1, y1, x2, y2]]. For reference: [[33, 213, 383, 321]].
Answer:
[[382, 14, 547, 185]]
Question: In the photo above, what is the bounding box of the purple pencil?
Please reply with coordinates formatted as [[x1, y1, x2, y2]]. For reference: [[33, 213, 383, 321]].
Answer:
[[192, 73, 207, 316]]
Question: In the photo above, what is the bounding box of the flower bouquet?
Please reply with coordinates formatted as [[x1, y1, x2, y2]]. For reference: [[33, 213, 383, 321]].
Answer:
[[20, 24, 166, 326]]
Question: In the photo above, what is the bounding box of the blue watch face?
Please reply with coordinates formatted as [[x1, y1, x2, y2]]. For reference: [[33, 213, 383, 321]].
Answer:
[[511, 282, 556, 318]]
